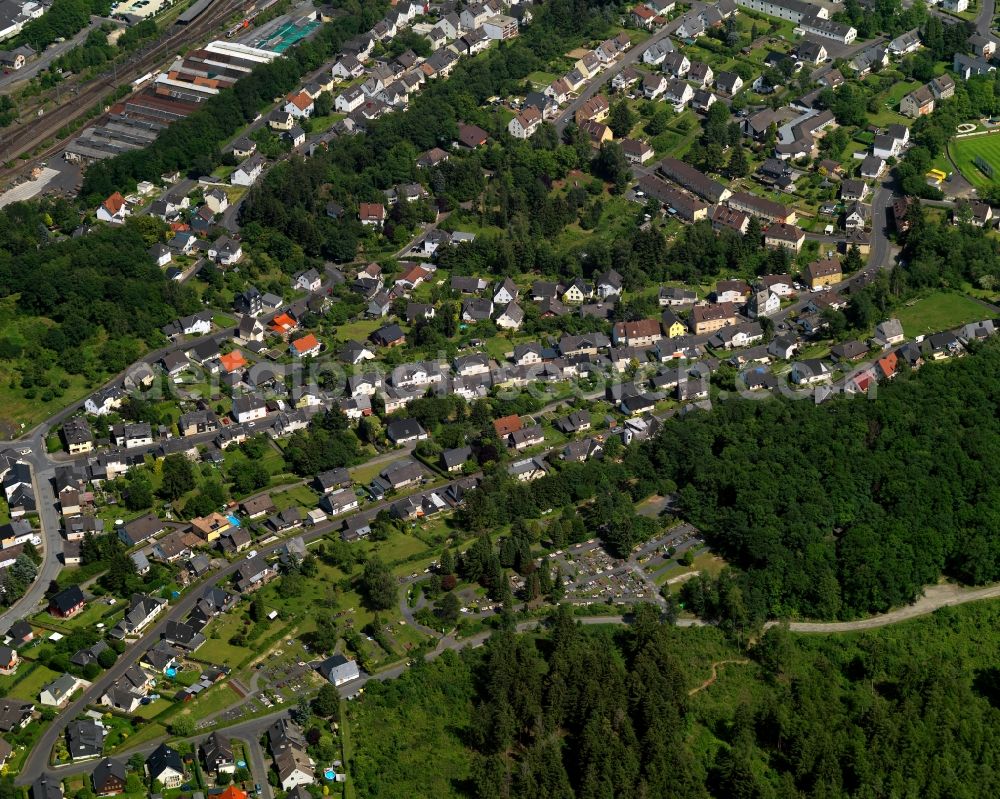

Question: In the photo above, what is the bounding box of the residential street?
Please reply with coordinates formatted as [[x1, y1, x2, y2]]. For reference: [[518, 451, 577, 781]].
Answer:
[[554, 4, 706, 132]]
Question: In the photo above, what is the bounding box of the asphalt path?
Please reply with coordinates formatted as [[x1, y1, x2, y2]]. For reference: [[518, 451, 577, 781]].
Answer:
[[24, 574, 1000, 785], [14, 467, 477, 784], [554, 4, 706, 132]]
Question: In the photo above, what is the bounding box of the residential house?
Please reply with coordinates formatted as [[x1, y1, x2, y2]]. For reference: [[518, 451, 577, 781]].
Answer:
[[715, 279, 751, 304], [711, 206, 749, 234], [805, 257, 842, 289], [109, 593, 167, 639], [840, 179, 869, 202], [386, 418, 428, 445], [621, 139, 654, 164], [844, 202, 870, 232], [359, 202, 386, 227], [40, 674, 84, 707], [664, 78, 694, 106], [764, 223, 805, 252], [872, 318, 905, 348], [691, 303, 737, 334], [97, 192, 129, 224], [48, 586, 85, 619], [202, 732, 236, 776], [91, 758, 127, 796], [62, 418, 93, 455], [900, 84, 934, 118], [147, 744, 184, 789], [574, 95, 609, 125], [715, 71, 743, 95], [661, 309, 687, 338], [889, 29, 921, 57], [612, 319, 662, 347], [456, 122, 489, 149], [67, 719, 105, 761], [748, 289, 780, 318], [727, 191, 796, 224], [790, 359, 831, 385], [231, 154, 265, 187], [507, 457, 548, 482]]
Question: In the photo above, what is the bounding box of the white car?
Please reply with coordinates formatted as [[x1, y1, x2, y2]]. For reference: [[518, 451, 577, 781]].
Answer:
[[246, 550, 258, 559]]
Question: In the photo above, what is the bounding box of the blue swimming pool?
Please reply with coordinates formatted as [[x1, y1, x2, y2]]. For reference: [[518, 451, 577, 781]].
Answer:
[[227, 514, 241, 527]]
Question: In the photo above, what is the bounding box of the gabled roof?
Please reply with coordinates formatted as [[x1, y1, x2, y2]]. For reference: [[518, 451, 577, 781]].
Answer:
[[101, 192, 126, 216]]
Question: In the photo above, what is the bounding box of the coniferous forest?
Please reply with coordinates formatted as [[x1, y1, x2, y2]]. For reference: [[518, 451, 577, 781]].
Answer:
[[349, 602, 1000, 799]]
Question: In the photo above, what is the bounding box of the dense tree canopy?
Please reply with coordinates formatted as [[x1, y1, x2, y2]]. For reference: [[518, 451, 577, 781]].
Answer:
[[350, 602, 1000, 798]]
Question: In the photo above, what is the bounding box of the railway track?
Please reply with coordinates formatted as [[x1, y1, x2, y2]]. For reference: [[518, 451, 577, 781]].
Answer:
[[0, 0, 250, 184]]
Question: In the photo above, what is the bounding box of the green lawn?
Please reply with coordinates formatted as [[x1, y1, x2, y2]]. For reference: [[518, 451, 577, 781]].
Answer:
[[33, 598, 120, 632], [335, 317, 383, 343], [173, 682, 242, 724], [107, 720, 166, 753], [358, 531, 430, 565], [197, 615, 257, 666], [895, 292, 988, 337], [1, 662, 62, 701], [949, 134, 1000, 191], [526, 70, 558, 88], [270, 483, 319, 512], [882, 79, 921, 108]]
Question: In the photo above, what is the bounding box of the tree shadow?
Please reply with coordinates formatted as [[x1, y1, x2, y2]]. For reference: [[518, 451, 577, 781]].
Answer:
[[973, 667, 1000, 709]]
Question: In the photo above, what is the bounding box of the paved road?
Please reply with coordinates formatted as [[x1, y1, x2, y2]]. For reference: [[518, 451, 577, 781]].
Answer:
[[0, 18, 111, 93], [868, 183, 893, 270], [26, 573, 1000, 784], [0, 444, 63, 632], [244, 735, 274, 799], [976, 0, 996, 35], [14, 467, 477, 784], [553, 5, 706, 132]]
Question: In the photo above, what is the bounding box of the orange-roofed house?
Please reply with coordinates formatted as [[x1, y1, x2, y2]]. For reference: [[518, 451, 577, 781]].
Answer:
[[877, 351, 898, 380], [493, 414, 522, 437], [216, 786, 249, 799], [98, 192, 129, 224], [395, 264, 430, 290], [269, 313, 299, 336], [284, 91, 315, 119], [219, 350, 248, 373], [290, 333, 321, 358]]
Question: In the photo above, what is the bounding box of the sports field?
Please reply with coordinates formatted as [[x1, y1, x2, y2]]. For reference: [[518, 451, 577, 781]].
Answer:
[[950, 134, 1000, 190]]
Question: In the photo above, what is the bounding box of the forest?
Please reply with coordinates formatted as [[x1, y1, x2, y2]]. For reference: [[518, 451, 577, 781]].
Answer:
[[449, 339, 1000, 623], [348, 601, 1000, 799], [0, 206, 197, 396]]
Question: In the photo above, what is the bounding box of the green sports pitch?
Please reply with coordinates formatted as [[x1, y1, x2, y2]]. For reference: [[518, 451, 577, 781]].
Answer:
[[950, 135, 1000, 190]]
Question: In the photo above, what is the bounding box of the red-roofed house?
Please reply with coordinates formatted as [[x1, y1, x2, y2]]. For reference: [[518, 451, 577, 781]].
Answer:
[[216, 787, 249, 799], [269, 313, 298, 336], [219, 351, 248, 373], [290, 334, 321, 358], [98, 192, 129, 224], [284, 91, 315, 119], [359, 203, 386, 227], [493, 414, 522, 437], [631, 4, 657, 29], [395, 263, 431, 290], [877, 351, 898, 380]]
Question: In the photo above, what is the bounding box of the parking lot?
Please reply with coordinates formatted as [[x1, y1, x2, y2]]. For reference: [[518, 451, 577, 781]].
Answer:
[[112, 0, 169, 19]]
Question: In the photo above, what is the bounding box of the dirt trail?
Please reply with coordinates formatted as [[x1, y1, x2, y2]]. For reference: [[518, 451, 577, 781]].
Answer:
[[785, 582, 1000, 633], [688, 659, 750, 696]]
